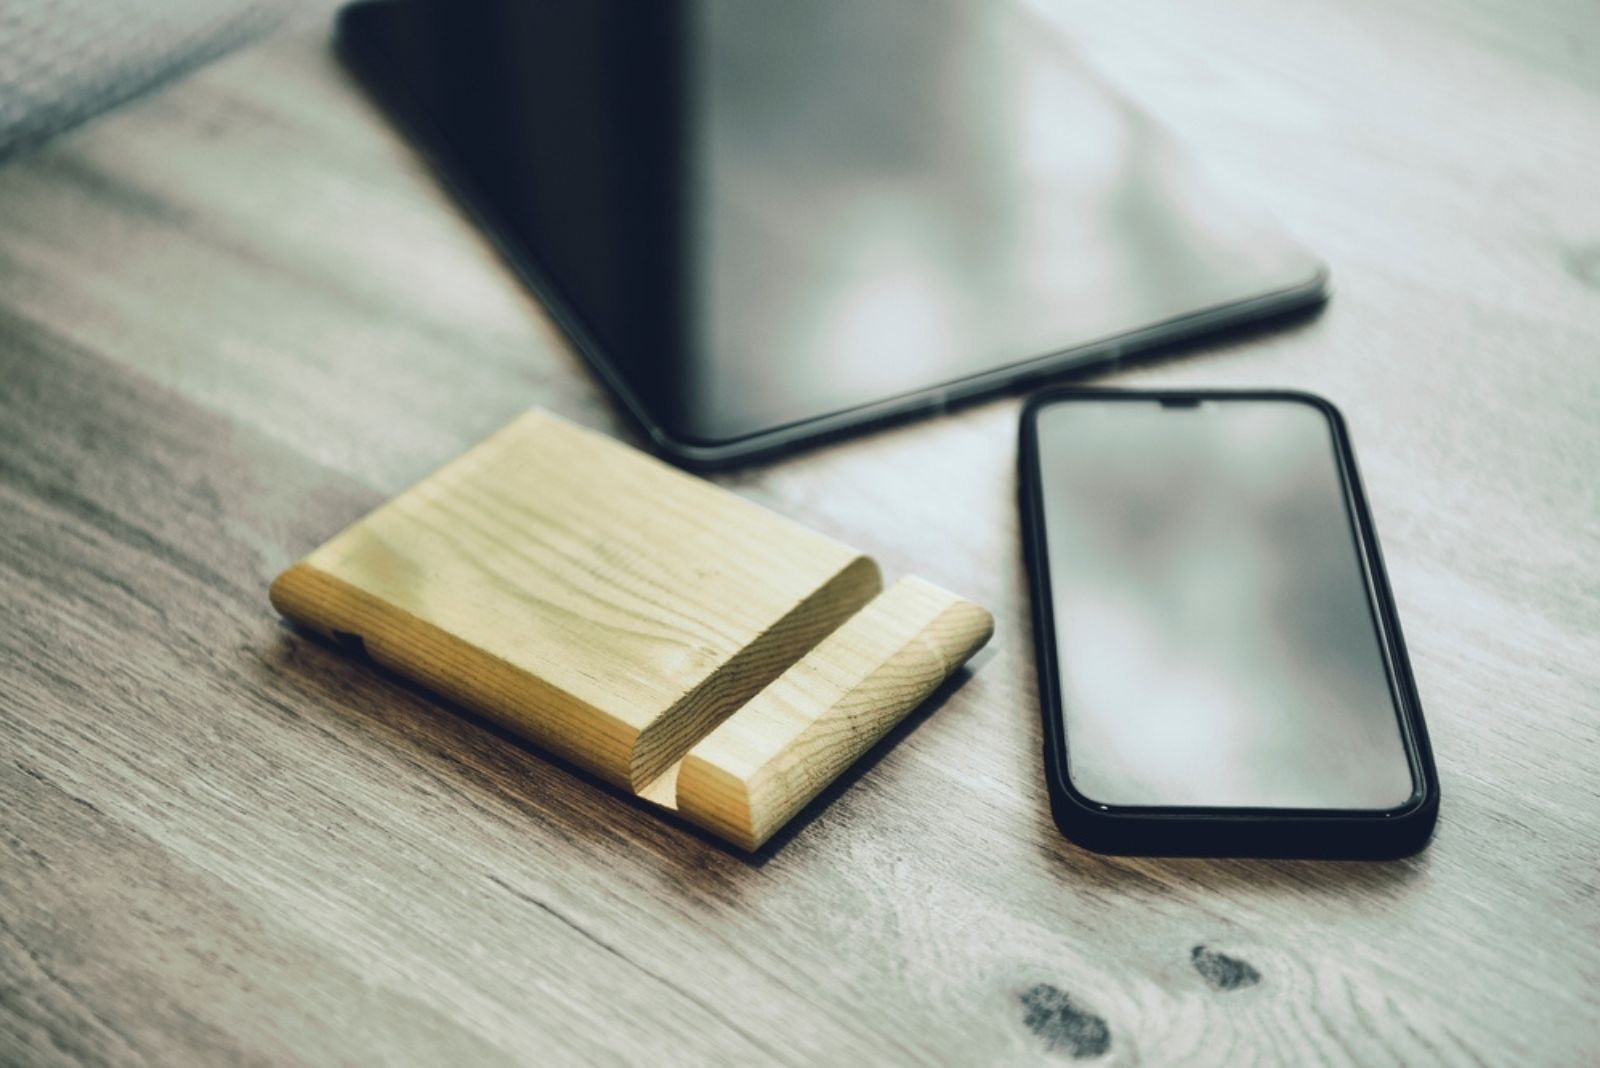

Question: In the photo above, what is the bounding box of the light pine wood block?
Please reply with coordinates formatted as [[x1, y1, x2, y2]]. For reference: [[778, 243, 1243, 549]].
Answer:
[[269, 408, 991, 847], [665, 577, 995, 850], [270, 409, 884, 792]]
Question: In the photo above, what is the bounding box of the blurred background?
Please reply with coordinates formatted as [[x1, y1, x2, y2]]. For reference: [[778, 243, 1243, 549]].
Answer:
[[0, 0, 328, 164]]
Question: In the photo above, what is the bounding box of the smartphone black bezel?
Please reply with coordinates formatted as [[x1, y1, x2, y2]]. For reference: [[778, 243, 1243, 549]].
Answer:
[[1018, 388, 1439, 858]]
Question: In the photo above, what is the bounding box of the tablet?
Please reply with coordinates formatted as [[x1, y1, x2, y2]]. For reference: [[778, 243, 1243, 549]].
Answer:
[[338, 0, 1326, 466]]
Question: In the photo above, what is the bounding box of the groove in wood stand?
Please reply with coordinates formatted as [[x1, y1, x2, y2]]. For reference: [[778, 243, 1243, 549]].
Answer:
[[270, 409, 994, 849]]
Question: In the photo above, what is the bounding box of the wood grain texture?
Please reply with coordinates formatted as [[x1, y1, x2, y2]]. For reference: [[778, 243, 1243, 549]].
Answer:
[[268, 407, 886, 791], [1, 0, 1597, 1064], [268, 407, 990, 846], [671, 577, 996, 850]]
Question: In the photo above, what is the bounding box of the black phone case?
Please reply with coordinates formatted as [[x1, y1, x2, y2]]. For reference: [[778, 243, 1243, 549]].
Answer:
[[1018, 388, 1439, 858]]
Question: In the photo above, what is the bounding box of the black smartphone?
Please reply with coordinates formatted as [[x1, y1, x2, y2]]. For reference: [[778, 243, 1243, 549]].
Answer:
[[1018, 389, 1438, 857]]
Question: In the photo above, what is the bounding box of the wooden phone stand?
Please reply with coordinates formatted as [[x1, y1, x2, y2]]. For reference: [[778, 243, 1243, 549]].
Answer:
[[270, 410, 992, 849]]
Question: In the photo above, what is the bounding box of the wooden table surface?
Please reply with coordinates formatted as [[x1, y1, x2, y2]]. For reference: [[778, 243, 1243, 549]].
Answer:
[[3, 2, 1597, 1064]]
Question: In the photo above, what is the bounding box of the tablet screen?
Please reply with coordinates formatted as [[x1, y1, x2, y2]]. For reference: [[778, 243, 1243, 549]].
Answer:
[[343, 0, 1323, 455]]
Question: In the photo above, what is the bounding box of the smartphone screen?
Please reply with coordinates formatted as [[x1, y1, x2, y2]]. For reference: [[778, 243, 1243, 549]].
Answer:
[[1031, 394, 1417, 811]]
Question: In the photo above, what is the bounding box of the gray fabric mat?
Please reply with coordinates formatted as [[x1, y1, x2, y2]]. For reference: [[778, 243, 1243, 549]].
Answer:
[[0, 0, 312, 164]]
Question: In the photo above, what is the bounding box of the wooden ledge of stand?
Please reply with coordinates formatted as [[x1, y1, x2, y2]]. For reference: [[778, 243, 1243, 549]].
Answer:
[[640, 577, 994, 851]]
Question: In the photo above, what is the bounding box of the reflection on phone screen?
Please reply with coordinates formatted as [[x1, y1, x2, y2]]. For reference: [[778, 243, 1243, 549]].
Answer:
[[1035, 398, 1415, 810]]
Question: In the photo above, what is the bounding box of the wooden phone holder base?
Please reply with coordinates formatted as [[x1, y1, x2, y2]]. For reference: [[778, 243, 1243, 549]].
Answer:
[[271, 410, 992, 850]]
